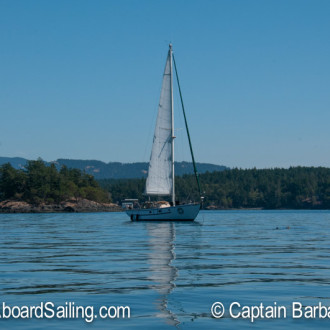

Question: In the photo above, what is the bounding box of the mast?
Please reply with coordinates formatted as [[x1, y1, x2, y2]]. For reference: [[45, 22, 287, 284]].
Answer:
[[169, 44, 175, 206]]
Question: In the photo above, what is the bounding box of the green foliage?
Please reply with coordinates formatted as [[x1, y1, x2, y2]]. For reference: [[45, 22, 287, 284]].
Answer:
[[0, 160, 110, 204], [99, 167, 330, 209], [0, 163, 27, 200], [3, 162, 328, 209]]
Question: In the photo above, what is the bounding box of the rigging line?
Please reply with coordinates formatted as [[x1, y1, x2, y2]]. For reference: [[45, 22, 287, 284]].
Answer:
[[172, 54, 202, 198]]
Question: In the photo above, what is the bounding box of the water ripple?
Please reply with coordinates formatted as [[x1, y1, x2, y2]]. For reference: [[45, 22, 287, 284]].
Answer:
[[1, 211, 330, 328]]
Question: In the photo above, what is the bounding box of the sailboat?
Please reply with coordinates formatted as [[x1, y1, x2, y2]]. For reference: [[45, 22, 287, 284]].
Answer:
[[125, 44, 202, 221]]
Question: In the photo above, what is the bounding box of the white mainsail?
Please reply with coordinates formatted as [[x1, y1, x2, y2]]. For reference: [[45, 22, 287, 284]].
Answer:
[[145, 50, 173, 196]]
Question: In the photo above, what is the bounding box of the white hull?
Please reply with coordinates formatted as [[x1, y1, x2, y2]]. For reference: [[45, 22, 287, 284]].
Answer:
[[126, 203, 200, 221]]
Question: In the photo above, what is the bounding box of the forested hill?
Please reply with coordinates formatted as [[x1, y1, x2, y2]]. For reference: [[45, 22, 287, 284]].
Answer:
[[100, 167, 330, 209], [0, 157, 227, 180]]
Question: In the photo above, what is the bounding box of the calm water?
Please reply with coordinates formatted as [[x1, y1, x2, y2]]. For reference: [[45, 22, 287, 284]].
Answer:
[[1, 210, 330, 329]]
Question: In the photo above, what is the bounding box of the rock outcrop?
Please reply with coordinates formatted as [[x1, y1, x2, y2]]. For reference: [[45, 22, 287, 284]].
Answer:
[[0, 199, 122, 213]]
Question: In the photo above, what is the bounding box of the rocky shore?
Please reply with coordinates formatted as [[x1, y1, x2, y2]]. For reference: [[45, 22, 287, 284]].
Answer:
[[0, 199, 122, 213]]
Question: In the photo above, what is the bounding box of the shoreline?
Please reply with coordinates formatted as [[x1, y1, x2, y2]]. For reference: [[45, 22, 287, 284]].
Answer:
[[205, 207, 330, 211], [0, 199, 122, 213], [0, 200, 329, 213]]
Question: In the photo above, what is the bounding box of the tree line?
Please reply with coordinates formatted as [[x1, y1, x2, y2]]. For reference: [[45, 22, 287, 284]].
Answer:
[[0, 160, 109, 204], [1, 162, 330, 209], [100, 167, 330, 209]]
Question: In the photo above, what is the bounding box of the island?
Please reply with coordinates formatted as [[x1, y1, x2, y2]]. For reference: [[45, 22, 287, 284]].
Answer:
[[0, 160, 121, 213], [1, 160, 330, 212]]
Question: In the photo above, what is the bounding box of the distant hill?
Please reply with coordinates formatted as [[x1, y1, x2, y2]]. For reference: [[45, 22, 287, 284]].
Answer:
[[0, 157, 29, 170], [0, 157, 228, 180]]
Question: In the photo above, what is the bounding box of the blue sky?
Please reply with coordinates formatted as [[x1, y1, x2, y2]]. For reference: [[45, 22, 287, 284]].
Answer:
[[1, 0, 330, 168]]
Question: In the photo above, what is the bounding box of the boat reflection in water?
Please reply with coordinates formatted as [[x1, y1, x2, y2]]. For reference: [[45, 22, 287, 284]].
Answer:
[[146, 222, 179, 326]]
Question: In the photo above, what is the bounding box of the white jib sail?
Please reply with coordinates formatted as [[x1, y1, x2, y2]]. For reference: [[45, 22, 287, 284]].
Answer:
[[145, 51, 173, 196]]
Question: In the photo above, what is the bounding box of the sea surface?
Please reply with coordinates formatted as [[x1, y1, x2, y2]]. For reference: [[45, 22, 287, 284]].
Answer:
[[1, 210, 330, 329]]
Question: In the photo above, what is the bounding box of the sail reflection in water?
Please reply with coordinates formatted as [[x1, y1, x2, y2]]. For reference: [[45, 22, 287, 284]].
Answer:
[[146, 222, 179, 326]]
